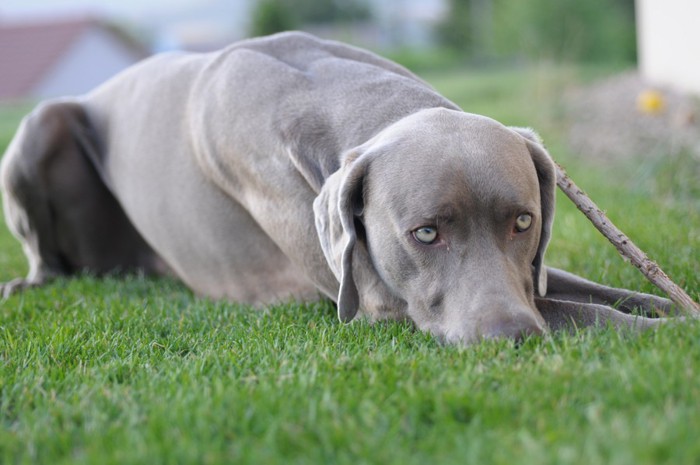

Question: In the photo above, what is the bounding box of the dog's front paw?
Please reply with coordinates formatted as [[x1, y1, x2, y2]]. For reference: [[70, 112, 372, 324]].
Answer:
[[629, 293, 679, 317], [1, 277, 40, 299]]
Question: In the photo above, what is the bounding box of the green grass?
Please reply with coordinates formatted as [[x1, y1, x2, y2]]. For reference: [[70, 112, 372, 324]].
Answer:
[[1, 65, 699, 465]]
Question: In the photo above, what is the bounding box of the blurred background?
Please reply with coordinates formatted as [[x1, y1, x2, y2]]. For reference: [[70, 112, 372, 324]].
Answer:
[[2, 0, 698, 175], [0, 0, 698, 172], [0, 0, 697, 92]]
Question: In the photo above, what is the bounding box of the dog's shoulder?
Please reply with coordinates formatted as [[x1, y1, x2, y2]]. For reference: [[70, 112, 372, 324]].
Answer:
[[217, 31, 419, 81]]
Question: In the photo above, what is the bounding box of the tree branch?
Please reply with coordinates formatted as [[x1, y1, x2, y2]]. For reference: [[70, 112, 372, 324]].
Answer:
[[554, 163, 700, 317]]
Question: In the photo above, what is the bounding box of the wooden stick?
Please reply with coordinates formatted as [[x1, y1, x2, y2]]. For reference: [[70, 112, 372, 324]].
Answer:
[[554, 162, 700, 317]]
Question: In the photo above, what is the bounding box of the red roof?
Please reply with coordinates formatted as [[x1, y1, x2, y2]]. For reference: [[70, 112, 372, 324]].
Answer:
[[0, 17, 147, 100]]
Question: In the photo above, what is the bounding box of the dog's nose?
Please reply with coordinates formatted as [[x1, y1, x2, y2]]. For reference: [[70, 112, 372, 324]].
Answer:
[[480, 314, 545, 342]]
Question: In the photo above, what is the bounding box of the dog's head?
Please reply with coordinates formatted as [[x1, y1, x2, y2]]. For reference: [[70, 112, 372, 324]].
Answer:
[[314, 108, 556, 344]]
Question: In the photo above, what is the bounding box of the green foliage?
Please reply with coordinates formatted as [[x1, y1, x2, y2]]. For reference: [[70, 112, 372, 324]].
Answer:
[[438, 0, 637, 63], [292, 0, 371, 24], [249, 0, 298, 37], [249, 0, 371, 37], [435, 0, 474, 56], [1, 66, 698, 464]]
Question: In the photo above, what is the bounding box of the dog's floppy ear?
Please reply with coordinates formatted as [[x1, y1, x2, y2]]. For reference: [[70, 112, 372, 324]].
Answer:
[[313, 149, 366, 322], [313, 147, 394, 322], [510, 127, 556, 297]]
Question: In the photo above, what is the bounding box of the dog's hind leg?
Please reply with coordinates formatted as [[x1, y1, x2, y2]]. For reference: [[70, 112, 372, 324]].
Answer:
[[0, 100, 169, 297]]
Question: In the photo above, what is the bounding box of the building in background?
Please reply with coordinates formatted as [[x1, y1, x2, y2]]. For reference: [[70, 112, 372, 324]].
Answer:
[[0, 16, 148, 101], [636, 0, 700, 95], [0, 0, 448, 101]]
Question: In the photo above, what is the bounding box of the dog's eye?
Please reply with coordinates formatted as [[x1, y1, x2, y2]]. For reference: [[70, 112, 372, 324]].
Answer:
[[413, 226, 438, 244], [515, 213, 532, 232]]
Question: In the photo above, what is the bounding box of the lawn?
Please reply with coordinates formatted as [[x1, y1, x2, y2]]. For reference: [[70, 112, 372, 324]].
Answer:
[[1, 65, 698, 465]]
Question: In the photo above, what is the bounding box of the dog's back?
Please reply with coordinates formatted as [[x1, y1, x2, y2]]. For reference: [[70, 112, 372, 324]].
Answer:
[[1, 32, 455, 303]]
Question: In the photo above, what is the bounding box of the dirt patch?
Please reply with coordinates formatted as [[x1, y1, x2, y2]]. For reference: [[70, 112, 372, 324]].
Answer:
[[566, 71, 700, 161]]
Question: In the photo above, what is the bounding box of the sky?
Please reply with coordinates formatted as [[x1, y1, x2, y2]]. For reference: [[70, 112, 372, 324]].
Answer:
[[1, 0, 203, 20], [0, 0, 254, 50]]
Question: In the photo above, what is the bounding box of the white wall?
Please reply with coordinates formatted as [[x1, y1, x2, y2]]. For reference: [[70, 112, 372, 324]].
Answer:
[[32, 26, 143, 99], [636, 0, 700, 95]]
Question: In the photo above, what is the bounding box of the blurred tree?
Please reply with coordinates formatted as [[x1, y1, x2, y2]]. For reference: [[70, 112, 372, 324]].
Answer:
[[294, 0, 371, 24], [249, 0, 298, 36], [438, 0, 637, 63], [435, 0, 474, 56], [249, 0, 371, 37]]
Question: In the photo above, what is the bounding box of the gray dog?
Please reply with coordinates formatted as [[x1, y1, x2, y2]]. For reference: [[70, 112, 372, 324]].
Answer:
[[1, 32, 672, 343]]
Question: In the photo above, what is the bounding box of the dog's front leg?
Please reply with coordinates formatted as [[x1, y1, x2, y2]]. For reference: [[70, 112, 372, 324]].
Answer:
[[544, 267, 678, 317]]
